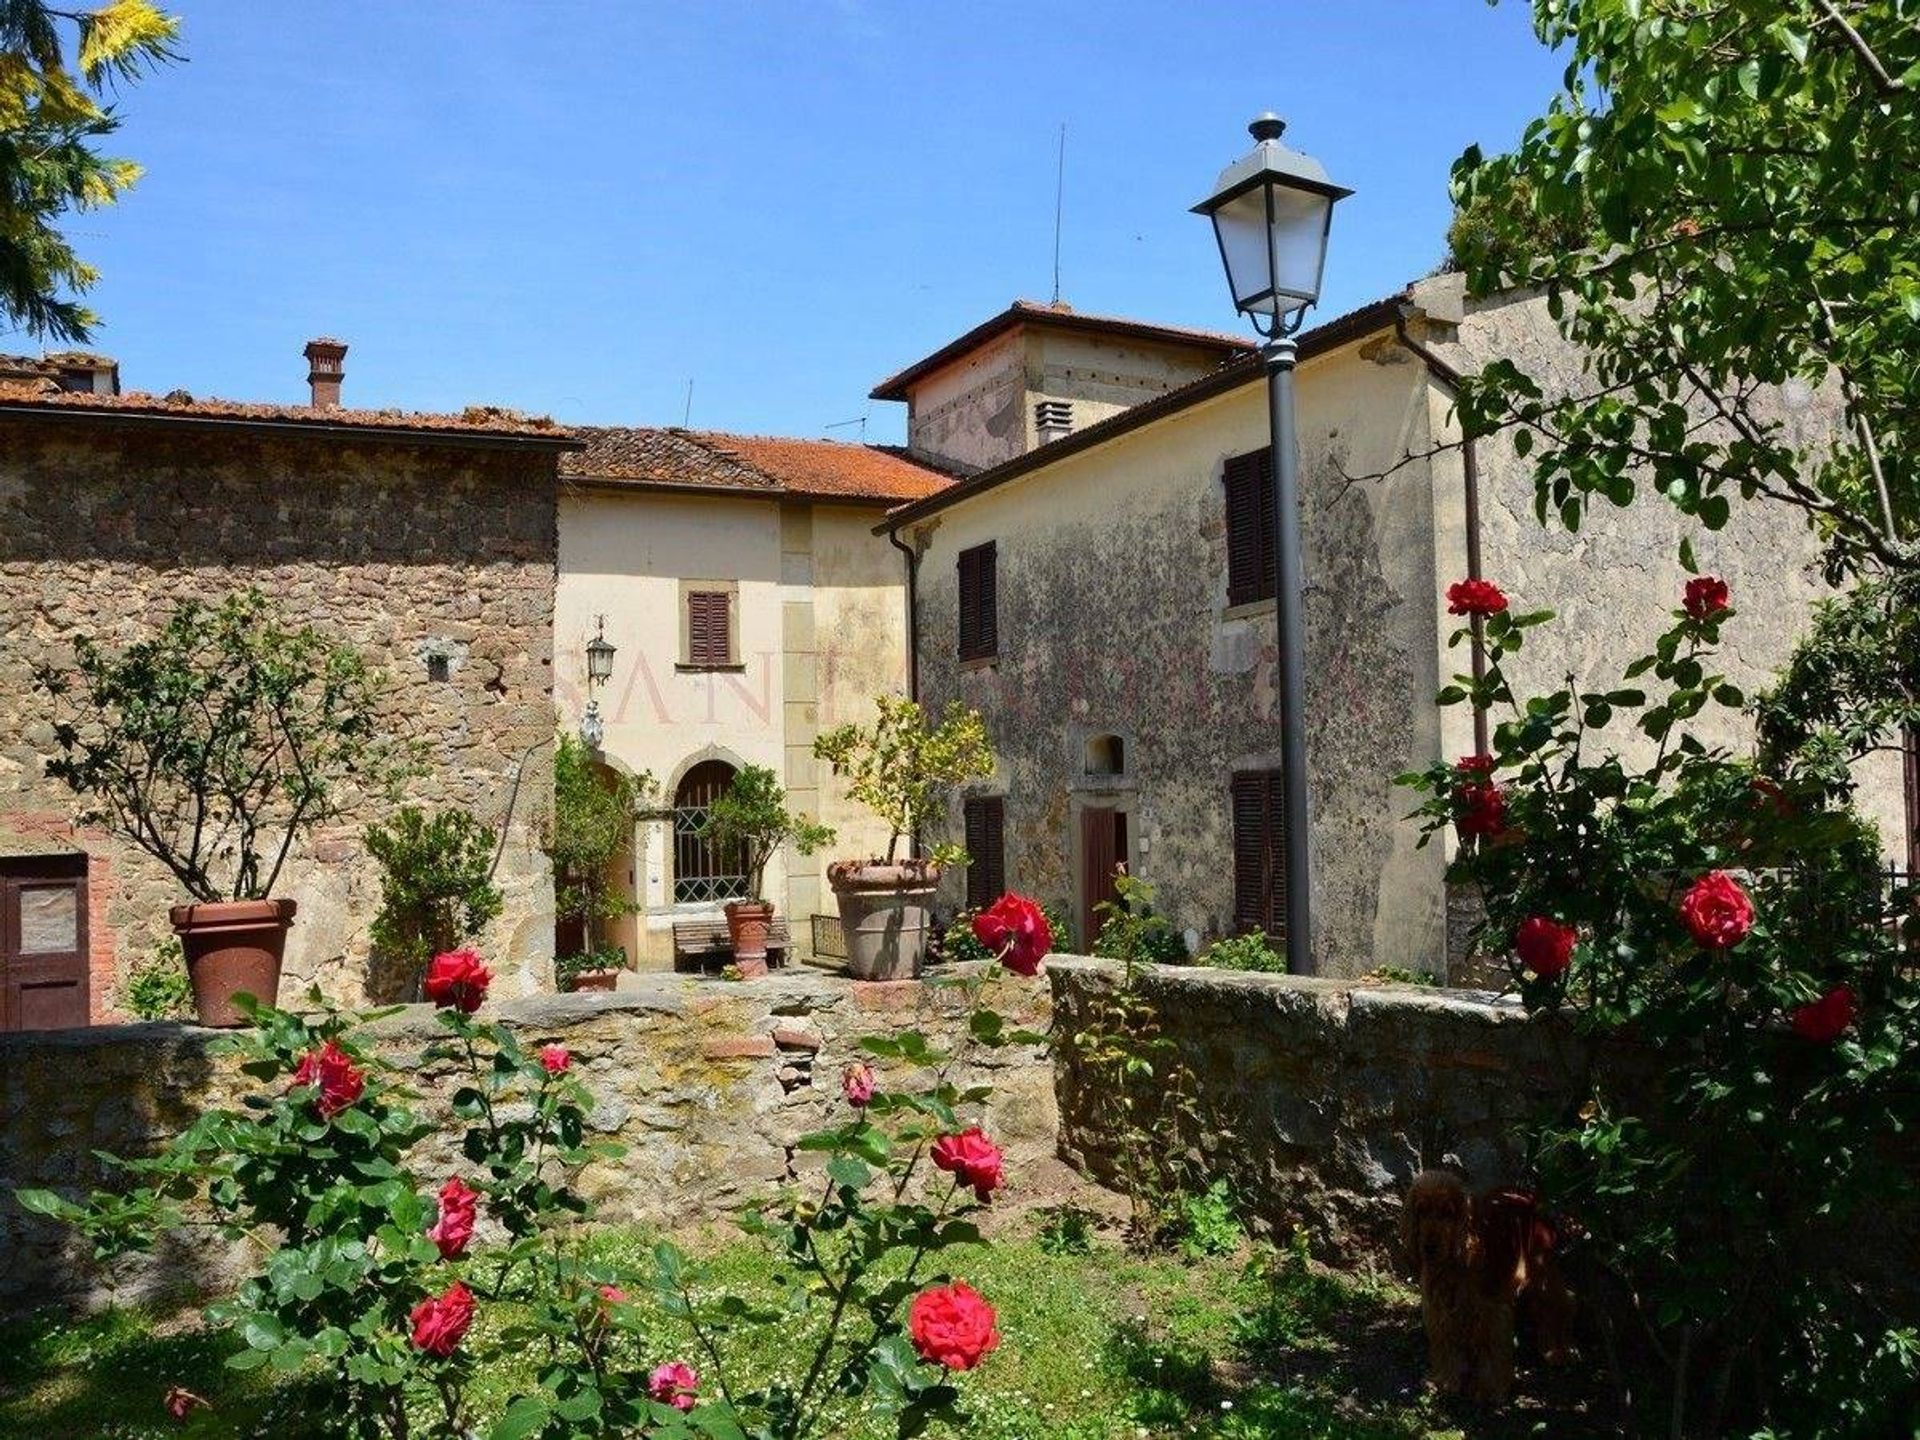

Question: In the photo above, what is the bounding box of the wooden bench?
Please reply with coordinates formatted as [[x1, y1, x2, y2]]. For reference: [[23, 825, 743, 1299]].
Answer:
[[671, 917, 791, 972]]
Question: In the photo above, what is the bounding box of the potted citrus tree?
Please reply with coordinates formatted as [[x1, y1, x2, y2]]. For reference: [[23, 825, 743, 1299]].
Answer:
[[36, 590, 408, 1026], [813, 696, 993, 979], [699, 764, 834, 977], [543, 734, 651, 988]]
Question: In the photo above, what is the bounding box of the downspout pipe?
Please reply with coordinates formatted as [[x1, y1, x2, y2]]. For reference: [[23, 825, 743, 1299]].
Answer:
[[887, 525, 920, 702], [1394, 311, 1491, 759]]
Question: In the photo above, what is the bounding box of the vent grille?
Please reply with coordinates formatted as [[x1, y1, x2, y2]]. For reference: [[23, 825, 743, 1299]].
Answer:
[[1034, 399, 1073, 444]]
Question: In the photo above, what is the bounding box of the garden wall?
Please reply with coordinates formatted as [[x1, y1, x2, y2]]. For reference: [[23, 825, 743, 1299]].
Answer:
[[1048, 960, 1590, 1259], [0, 966, 1056, 1314]]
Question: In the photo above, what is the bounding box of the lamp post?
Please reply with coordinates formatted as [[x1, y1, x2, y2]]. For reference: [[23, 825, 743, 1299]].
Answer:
[[581, 616, 615, 749], [1194, 113, 1350, 976]]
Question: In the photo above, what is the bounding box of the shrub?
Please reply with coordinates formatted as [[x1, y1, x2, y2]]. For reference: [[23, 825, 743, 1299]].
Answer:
[[1090, 873, 1189, 964], [1199, 932, 1285, 974], [363, 805, 502, 1001], [544, 734, 653, 943], [122, 937, 190, 1021], [697, 764, 833, 903], [1400, 574, 1920, 1430], [1172, 1179, 1242, 1261], [813, 696, 993, 866], [36, 589, 412, 901]]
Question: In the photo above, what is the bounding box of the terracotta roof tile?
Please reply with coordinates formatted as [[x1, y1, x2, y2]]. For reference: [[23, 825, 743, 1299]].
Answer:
[[565, 426, 953, 503], [0, 386, 579, 442]]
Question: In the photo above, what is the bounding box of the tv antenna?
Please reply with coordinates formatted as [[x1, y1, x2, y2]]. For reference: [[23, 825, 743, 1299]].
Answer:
[[1051, 121, 1067, 305], [824, 414, 869, 440], [682, 378, 694, 427]]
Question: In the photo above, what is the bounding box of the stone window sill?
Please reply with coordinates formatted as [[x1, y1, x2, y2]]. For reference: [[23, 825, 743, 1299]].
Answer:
[[959, 655, 1000, 674], [675, 662, 747, 674], [1222, 598, 1277, 622]]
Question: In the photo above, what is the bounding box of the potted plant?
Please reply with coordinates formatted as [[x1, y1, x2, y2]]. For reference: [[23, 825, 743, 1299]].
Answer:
[[698, 764, 834, 978], [363, 805, 504, 1003], [813, 696, 994, 980], [555, 944, 626, 993], [541, 734, 651, 986], [37, 590, 408, 1026]]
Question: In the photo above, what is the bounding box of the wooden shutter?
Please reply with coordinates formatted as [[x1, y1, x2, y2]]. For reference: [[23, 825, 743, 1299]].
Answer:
[[964, 796, 1005, 909], [957, 542, 998, 661], [1223, 449, 1276, 606], [687, 590, 732, 667], [1231, 770, 1286, 939]]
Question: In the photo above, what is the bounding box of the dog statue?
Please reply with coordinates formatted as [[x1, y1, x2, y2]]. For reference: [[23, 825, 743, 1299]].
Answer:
[[1400, 1170, 1575, 1402]]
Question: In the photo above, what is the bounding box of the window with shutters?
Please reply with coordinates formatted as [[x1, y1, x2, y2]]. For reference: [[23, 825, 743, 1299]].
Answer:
[[1222, 448, 1276, 607], [964, 796, 1005, 909], [683, 586, 735, 668], [1230, 769, 1287, 940], [957, 542, 998, 661]]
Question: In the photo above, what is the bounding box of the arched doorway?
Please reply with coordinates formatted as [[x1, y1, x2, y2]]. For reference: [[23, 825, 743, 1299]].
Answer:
[[672, 760, 747, 906]]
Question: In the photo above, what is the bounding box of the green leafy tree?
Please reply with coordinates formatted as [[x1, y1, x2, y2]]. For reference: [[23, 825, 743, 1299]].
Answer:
[[697, 763, 834, 904], [363, 806, 503, 1000], [1, 0, 182, 340], [813, 696, 993, 867], [36, 589, 413, 902], [543, 734, 651, 946]]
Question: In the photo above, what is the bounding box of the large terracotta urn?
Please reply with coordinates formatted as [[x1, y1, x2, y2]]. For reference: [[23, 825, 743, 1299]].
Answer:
[[170, 898, 296, 1027], [724, 899, 775, 978], [827, 860, 941, 981]]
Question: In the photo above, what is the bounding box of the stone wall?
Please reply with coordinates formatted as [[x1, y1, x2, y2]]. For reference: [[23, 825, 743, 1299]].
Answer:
[[0, 966, 1056, 1313], [0, 419, 561, 1014], [1049, 960, 1586, 1259]]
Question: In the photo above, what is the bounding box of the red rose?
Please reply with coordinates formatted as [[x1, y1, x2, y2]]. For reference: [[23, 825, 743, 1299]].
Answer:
[[1683, 575, 1730, 620], [424, 948, 492, 1013], [1679, 870, 1754, 949], [648, 1361, 699, 1412], [1514, 916, 1577, 979], [1453, 778, 1506, 841], [426, 1176, 479, 1260], [291, 1038, 365, 1120], [1446, 578, 1509, 617], [908, 1281, 1000, 1370], [538, 1045, 571, 1075], [972, 892, 1053, 976], [931, 1126, 1004, 1202], [1791, 985, 1859, 1044], [842, 1061, 876, 1108], [409, 1281, 476, 1356], [163, 1386, 208, 1421], [1454, 754, 1496, 778], [598, 1283, 628, 1306]]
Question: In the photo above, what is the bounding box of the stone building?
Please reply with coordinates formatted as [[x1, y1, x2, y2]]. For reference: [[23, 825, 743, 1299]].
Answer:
[[0, 355, 572, 1026], [879, 275, 1909, 976], [554, 428, 950, 968]]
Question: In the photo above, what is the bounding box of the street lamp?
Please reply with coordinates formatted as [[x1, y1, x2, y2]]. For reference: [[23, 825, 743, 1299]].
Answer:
[[581, 616, 615, 749], [1194, 113, 1350, 977]]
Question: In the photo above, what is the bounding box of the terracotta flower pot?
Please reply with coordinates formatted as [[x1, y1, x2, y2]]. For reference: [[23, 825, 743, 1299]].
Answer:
[[827, 860, 941, 981], [566, 968, 619, 993], [170, 898, 296, 1028], [725, 899, 775, 978]]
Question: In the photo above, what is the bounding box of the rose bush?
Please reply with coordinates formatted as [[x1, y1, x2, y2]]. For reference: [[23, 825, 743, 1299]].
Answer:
[[1403, 571, 1920, 1431], [19, 906, 1053, 1439]]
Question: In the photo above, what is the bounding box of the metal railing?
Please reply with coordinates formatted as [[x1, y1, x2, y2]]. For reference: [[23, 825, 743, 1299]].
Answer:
[[810, 913, 848, 961]]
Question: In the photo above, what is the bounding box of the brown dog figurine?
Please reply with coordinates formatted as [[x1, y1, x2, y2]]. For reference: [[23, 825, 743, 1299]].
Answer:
[[1401, 1171, 1574, 1402]]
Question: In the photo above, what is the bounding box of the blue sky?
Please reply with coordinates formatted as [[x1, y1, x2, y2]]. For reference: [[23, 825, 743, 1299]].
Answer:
[[45, 1, 1565, 444]]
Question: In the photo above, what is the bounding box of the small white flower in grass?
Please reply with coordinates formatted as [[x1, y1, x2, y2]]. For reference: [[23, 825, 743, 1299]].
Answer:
[[1220, 1399, 1234, 1411]]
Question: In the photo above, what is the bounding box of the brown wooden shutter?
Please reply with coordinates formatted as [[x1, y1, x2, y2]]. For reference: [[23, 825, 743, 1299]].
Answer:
[[1231, 770, 1286, 939], [687, 590, 732, 666], [964, 796, 1005, 910], [1223, 449, 1276, 606], [957, 542, 997, 661]]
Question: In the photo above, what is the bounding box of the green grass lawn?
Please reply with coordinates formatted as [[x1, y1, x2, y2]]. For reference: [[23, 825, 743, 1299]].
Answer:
[[0, 1214, 1604, 1439]]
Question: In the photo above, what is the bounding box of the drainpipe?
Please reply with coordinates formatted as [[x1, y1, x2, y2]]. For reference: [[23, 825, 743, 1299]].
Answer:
[[1394, 312, 1490, 759], [888, 525, 920, 702]]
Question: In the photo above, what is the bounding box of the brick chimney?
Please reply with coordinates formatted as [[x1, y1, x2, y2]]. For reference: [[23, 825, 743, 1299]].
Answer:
[[303, 337, 347, 409]]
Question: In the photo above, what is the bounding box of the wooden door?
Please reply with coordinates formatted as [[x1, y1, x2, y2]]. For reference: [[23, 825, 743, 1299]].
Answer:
[[2, 855, 90, 1031], [1078, 807, 1126, 951]]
